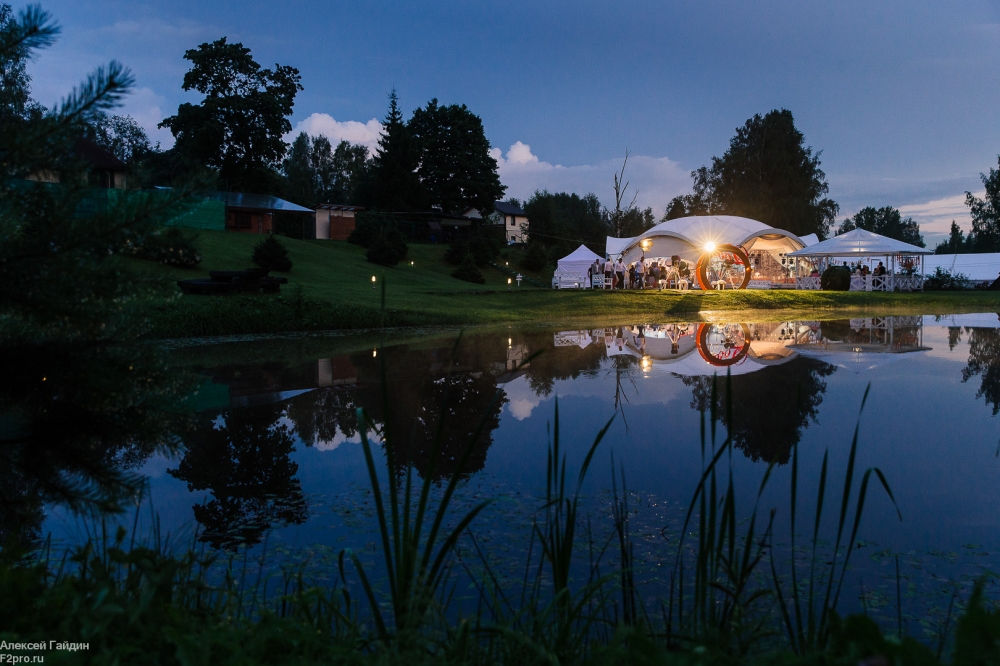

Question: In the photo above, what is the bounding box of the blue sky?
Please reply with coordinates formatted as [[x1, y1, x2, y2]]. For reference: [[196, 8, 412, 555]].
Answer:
[[25, 0, 1000, 243]]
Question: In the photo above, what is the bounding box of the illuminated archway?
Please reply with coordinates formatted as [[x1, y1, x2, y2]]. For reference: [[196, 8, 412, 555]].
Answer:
[[695, 244, 752, 290]]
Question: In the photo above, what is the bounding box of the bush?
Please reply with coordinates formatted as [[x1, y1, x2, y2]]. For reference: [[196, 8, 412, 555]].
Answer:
[[821, 265, 851, 291], [132, 227, 202, 268], [451, 253, 485, 283], [366, 232, 407, 266], [520, 243, 549, 272], [347, 220, 379, 247], [925, 267, 973, 291], [444, 239, 469, 265], [252, 234, 292, 272]]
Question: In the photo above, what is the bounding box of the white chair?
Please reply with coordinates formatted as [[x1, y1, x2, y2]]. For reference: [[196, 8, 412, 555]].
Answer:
[[677, 278, 690, 291]]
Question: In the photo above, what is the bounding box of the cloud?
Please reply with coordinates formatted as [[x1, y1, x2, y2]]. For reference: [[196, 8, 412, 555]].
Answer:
[[287, 113, 383, 153], [118, 86, 174, 148], [898, 191, 981, 235], [490, 142, 691, 212]]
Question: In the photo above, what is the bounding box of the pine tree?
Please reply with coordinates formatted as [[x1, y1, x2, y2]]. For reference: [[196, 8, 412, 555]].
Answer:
[[370, 89, 423, 211]]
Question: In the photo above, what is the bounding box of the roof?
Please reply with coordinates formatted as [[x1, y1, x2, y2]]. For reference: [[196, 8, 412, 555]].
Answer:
[[75, 137, 127, 171], [607, 215, 805, 257], [558, 244, 603, 263], [786, 228, 933, 257], [494, 201, 526, 216], [318, 204, 364, 212], [207, 191, 313, 213], [925, 252, 1000, 281]]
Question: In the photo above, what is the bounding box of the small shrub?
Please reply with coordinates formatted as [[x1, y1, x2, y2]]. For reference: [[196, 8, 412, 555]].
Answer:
[[132, 227, 202, 267], [451, 253, 485, 283], [252, 234, 292, 272], [444, 240, 469, 265], [821, 265, 851, 291], [347, 220, 379, 247], [520, 243, 549, 272], [386, 229, 409, 261], [367, 233, 405, 266], [924, 267, 973, 291]]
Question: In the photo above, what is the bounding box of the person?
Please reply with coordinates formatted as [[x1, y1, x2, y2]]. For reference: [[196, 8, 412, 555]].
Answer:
[[874, 261, 885, 276], [604, 256, 614, 285], [636, 257, 646, 289], [615, 258, 625, 289], [628, 263, 636, 289], [810, 267, 820, 277]]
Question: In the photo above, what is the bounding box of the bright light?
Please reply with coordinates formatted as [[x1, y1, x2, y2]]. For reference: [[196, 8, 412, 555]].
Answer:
[[704, 241, 716, 253], [373, 349, 377, 358], [410, 261, 414, 265]]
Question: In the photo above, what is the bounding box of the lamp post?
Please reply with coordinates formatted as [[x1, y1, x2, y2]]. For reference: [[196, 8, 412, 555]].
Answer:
[[371, 275, 376, 290], [507, 277, 512, 291]]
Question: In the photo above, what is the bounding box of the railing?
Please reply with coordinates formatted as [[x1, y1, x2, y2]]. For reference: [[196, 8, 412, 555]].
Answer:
[[893, 275, 924, 292], [795, 277, 822, 290], [847, 275, 925, 292]]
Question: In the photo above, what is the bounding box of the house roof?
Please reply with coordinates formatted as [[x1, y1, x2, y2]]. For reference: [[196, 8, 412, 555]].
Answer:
[[75, 137, 127, 170], [207, 191, 313, 213], [318, 204, 365, 212], [494, 201, 526, 216]]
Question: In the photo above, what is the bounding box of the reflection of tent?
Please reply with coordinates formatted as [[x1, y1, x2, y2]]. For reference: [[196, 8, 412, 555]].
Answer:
[[554, 330, 595, 349], [792, 347, 929, 374], [554, 245, 604, 288]]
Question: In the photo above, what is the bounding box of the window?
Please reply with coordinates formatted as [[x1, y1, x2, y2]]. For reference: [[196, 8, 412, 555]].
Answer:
[[236, 212, 252, 229]]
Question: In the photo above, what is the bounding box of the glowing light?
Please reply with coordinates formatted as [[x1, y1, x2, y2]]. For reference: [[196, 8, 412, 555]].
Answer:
[[704, 241, 716, 253], [371, 275, 376, 289], [373, 349, 377, 357], [410, 261, 414, 265]]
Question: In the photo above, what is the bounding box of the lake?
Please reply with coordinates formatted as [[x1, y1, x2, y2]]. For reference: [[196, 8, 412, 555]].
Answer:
[[38, 312, 1000, 628]]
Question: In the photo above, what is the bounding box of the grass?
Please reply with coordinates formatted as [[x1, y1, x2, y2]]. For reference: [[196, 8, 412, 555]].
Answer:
[[137, 231, 1000, 339]]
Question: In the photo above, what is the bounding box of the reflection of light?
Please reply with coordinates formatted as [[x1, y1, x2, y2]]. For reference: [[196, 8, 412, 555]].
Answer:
[[641, 356, 652, 370], [704, 241, 716, 253], [508, 337, 512, 347]]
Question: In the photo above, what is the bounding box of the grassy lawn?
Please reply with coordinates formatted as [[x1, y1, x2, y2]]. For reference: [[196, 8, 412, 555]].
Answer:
[[143, 231, 1000, 338]]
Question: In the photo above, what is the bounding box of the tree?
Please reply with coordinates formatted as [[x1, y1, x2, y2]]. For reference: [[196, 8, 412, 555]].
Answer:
[[663, 193, 709, 220], [89, 112, 153, 165], [522, 190, 609, 257], [408, 98, 505, 214], [0, 3, 43, 124], [159, 37, 302, 193], [934, 221, 977, 254], [606, 151, 656, 238], [369, 89, 423, 211], [282, 133, 370, 208], [837, 206, 924, 247], [965, 157, 1000, 253], [690, 109, 839, 238]]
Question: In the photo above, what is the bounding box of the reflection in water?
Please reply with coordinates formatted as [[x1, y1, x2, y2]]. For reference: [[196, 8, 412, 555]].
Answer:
[[0, 344, 190, 548], [170, 404, 307, 550], [961, 318, 1000, 415]]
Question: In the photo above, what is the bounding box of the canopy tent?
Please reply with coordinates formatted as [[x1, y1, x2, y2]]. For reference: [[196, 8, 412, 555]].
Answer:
[[553, 244, 604, 288], [925, 252, 1000, 283], [785, 228, 933, 258]]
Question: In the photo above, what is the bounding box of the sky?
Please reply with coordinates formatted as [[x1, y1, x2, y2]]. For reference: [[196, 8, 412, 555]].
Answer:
[[23, 0, 1000, 245]]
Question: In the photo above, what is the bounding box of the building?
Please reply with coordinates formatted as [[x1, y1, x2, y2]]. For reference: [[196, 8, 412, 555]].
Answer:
[[463, 201, 530, 244], [214, 192, 313, 234], [315, 204, 364, 240], [26, 137, 128, 189]]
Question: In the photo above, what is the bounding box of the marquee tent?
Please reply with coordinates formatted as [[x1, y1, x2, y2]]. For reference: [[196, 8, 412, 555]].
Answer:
[[785, 228, 933, 258], [924, 252, 1000, 284], [553, 244, 603, 288]]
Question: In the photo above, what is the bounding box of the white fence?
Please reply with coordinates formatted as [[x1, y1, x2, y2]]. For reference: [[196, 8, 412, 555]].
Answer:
[[796, 275, 923, 291]]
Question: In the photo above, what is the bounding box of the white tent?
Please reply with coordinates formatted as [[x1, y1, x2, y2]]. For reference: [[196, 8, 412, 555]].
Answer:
[[924, 253, 1000, 283], [554, 244, 603, 288], [786, 228, 933, 258]]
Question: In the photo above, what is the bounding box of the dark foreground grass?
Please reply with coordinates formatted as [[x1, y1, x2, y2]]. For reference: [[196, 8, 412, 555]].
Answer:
[[138, 231, 1000, 339], [7, 371, 1000, 665]]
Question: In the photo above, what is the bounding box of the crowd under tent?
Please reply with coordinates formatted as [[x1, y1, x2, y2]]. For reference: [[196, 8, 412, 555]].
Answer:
[[786, 228, 934, 291], [553, 244, 604, 288], [605, 215, 811, 290]]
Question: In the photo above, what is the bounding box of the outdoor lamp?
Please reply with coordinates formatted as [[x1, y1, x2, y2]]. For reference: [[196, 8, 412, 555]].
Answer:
[[371, 275, 376, 289], [507, 277, 512, 291], [373, 349, 377, 358], [704, 241, 716, 253]]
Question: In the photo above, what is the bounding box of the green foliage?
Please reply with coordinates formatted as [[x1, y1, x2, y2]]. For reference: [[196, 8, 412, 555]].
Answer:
[[965, 157, 1000, 253], [691, 109, 839, 239], [159, 37, 302, 193], [523, 190, 609, 257], [837, 206, 924, 247], [821, 265, 851, 291], [444, 239, 469, 265], [131, 226, 202, 267], [446, 237, 497, 267], [283, 131, 370, 208], [370, 89, 424, 212], [347, 219, 380, 247], [924, 267, 973, 291], [366, 231, 408, 267], [0, 3, 46, 124], [934, 221, 977, 254], [252, 234, 293, 272], [88, 112, 153, 165], [451, 253, 485, 283], [520, 242, 550, 272], [408, 98, 505, 214]]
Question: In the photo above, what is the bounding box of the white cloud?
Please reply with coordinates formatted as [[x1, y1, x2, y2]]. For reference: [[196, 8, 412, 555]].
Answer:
[[491, 141, 691, 212], [118, 86, 174, 148], [287, 113, 384, 153], [898, 191, 981, 235]]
